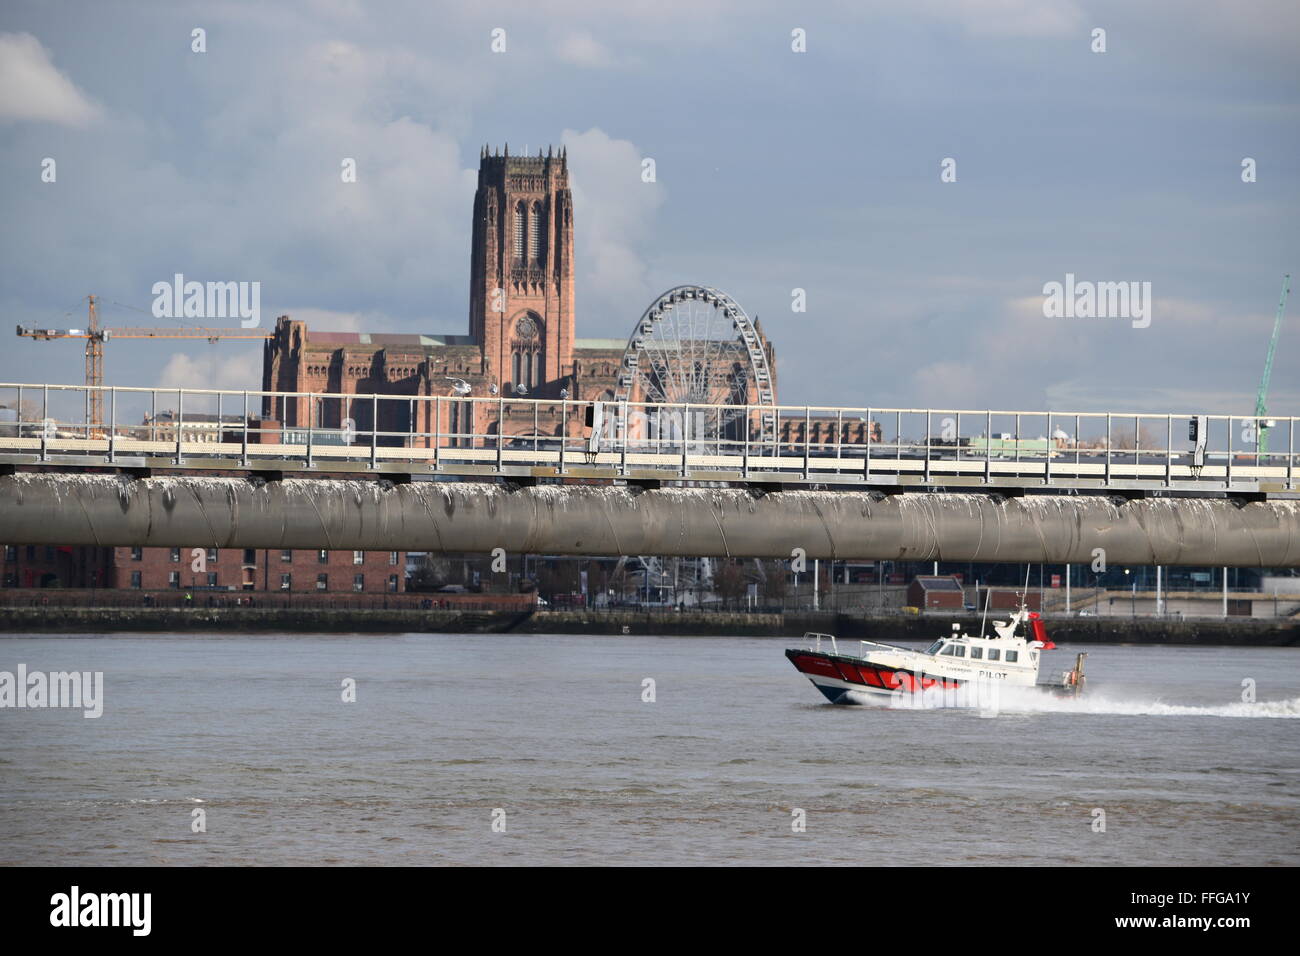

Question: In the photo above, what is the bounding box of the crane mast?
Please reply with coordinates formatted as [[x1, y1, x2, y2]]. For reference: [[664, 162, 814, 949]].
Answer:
[[1255, 274, 1291, 455]]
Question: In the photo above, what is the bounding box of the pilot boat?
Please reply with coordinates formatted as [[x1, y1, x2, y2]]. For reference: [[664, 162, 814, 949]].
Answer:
[[785, 602, 1086, 706]]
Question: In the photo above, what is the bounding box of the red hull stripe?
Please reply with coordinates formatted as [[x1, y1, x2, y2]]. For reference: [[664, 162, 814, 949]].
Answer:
[[857, 665, 883, 687], [787, 650, 966, 691]]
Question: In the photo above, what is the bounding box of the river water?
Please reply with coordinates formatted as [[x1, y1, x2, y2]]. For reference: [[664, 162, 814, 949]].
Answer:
[[1, 633, 1297, 866]]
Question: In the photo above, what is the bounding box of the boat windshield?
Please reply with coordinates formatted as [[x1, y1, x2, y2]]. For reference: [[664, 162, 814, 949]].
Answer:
[[925, 640, 945, 655]]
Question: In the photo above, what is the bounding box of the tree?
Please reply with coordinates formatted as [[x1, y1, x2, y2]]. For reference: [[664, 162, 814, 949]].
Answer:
[[761, 560, 788, 602], [714, 560, 746, 605]]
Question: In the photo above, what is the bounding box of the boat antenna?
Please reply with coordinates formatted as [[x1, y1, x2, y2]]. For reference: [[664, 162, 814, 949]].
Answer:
[[978, 583, 991, 639]]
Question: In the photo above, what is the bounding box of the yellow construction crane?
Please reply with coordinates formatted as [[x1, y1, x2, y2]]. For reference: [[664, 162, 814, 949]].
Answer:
[[17, 294, 272, 431]]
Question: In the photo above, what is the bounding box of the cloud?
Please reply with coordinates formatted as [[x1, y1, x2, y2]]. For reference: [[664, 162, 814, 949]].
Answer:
[[554, 31, 617, 68], [561, 127, 666, 332], [158, 350, 262, 393], [0, 32, 101, 126]]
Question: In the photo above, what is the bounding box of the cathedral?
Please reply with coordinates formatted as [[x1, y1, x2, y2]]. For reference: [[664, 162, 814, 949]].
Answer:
[[261, 144, 774, 445]]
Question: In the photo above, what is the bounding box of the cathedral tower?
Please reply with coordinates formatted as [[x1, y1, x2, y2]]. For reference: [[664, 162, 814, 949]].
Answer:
[[469, 144, 576, 396]]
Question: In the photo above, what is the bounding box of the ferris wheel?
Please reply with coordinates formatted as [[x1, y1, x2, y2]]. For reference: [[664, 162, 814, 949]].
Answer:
[[613, 285, 776, 445]]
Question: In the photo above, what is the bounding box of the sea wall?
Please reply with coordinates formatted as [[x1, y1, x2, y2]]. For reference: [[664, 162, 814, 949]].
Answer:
[[0, 606, 1295, 645]]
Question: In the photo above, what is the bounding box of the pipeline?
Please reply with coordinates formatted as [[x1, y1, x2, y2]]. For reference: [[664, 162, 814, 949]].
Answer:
[[0, 473, 1297, 566]]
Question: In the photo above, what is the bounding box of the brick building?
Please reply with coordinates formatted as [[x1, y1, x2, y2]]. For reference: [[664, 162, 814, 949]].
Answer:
[[2, 544, 103, 589], [260, 144, 775, 444], [2, 546, 405, 594]]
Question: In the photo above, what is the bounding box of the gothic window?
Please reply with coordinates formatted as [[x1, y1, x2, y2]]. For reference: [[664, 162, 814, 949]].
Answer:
[[511, 313, 541, 390], [529, 201, 543, 264], [513, 202, 525, 263]]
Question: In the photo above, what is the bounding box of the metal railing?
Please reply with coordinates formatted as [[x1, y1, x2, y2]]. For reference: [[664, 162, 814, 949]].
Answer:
[[0, 381, 1295, 494]]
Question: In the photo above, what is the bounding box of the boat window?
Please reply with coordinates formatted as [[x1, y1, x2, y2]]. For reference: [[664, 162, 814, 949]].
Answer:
[[925, 640, 944, 655], [987, 648, 1000, 661], [1006, 650, 1019, 663], [939, 645, 956, 656], [969, 646, 983, 660], [951, 645, 966, 658]]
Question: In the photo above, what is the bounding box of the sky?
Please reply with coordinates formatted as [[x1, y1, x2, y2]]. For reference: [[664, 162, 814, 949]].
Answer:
[[0, 0, 1297, 416]]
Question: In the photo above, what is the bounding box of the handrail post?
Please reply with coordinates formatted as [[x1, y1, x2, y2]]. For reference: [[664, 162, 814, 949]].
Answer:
[[835, 408, 843, 479], [1289, 417, 1296, 491], [803, 406, 811, 481], [743, 402, 750, 478], [865, 406, 873, 482], [433, 396, 441, 470], [559, 399, 567, 475], [682, 403, 690, 478], [306, 393, 314, 469], [955, 411, 961, 477], [108, 388, 117, 463], [1044, 412, 1051, 486], [1075, 414, 1081, 477], [1105, 414, 1111, 485], [620, 399, 629, 476], [1226, 415, 1233, 488], [175, 388, 184, 464], [1170, 413, 1180, 486], [370, 393, 378, 469], [924, 409, 931, 484], [407, 396, 415, 469], [984, 410, 992, 484], [242, 391, 250, 466], [496, 395, 504, 472]]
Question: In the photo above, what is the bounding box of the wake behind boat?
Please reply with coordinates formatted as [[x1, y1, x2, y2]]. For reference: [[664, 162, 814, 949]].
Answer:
[[785, 602, 1086, 706]]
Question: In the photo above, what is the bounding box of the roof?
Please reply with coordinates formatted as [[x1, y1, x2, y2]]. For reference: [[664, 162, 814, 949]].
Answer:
[[574, 338, 627, 350], [913, 576, 963, 591], [304, 332, 477, 348]]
